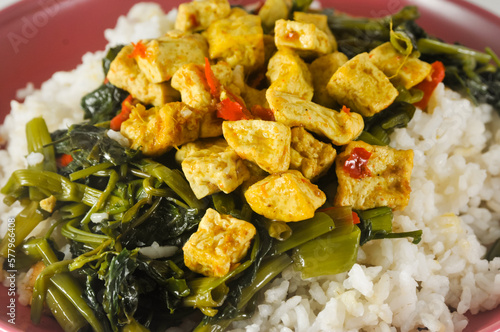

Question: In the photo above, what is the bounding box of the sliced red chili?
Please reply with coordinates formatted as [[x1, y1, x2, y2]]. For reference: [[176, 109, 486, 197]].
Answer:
[[217, 98, 250, 121], [58, 154, 73, 168], [344, 147, 372, 179], [110, 95, 134, 131], [128, 41, 148, 59], [204, 57, 220, 98], [352, 211, 361, 225], [413, 61, 445, 109], [341, 105, 351, 114]]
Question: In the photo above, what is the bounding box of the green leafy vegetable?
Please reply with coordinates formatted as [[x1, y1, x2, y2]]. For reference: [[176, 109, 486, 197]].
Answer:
[[81, 82, 129, 124], [355, 207, 422, 245]]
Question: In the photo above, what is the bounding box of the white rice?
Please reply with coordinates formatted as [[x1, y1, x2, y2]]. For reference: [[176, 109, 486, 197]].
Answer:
[[1, 3, 499, 332]]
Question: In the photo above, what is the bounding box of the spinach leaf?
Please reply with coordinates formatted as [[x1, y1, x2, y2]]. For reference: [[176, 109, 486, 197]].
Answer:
[[103, 249, 140, 331], [103, 45, 124, 76], [52, 124, 139, 173], [355, 208, 422, 245], [121, 200, 202, 248], [81, 82, 129, 124], [291, 0, 313, 13]]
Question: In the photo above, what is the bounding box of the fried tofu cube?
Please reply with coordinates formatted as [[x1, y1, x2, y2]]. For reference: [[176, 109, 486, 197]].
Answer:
[[310, 52, 348, 108], [259, 0, 290, 32], [334, 141, 413, 210], [107, 45, 180, 106], [369, 42, 432, 89], [171, 61, 242, 138], [176, 138, 250, 199], [327, 53, 398, 117], [266, 48, 314, 101], [290, 127, 336, 181], [293, 11, 337, 52], [171, 63, 214, 112], [175, 0, 231, 32], [133, 33, 208, 83], [204, 9, 265, 72], [245, 170, 326, 222], [274, 19, 332, 58], [183, 208, 256, 277], [266, 90, 364, 146], [120, 103, 201, 156], [223, 120, 291, 173], [40, 195, 57, 213]]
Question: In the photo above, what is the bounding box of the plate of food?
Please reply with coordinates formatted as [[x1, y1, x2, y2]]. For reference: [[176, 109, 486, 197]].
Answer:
[[0, 0, 499, 331]]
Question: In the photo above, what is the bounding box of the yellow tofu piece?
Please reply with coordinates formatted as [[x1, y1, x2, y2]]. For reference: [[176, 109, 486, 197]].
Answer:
[[175, 0, 231, 32], [120, 103, 201, 157], [274, 19, 332, 58], [266, 90, 364, 146], [369, 42, 432, 89], [310, 52, 348, 108], [171, 61, 241, 138], [106, 45, 180, 106], [176, 138, 250, 199], [133, 33, 208, 83], [40, 195, 57, 213], [334, 141, 413, 210], [204, 9, 265, 72], [223, 120, 291, 173], [175, 137, 227, 163], [327, 52, 398, 117], [171, 63, 213, 111], [266, 48, 314, 101], [259, 0, 290, 32], [290, 127, 336, 181], [245, 170, 326, 222], [293, 11, 337, 52], [183, 208, 256, 277]]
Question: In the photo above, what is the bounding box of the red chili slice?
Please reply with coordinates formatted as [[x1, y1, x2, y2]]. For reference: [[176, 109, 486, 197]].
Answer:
[[344, 147, 372, 179]]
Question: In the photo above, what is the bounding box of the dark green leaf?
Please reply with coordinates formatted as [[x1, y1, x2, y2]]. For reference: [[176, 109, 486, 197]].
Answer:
[[81, 82, 129, 124]]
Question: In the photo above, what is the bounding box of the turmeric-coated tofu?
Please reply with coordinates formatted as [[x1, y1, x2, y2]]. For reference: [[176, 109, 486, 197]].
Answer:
[[183, 208, 256, 277], [290, 127, 336, 181], [171, 63, 213, 111], [223, 120, 291, 173], [133, 33, 208, 83], [204, 9, 265, 72], [334, 141, 413, 210], [176, 138, 250, 199], [106, 45, 180, 106], [266, 90, 364, 146], [266, 48, 314, 101], [369, 42, 432, 89], [274, 19, 332, 58], [245, 170, 326, 222], [310, 52, 348, 108], [175, 0, 231, 32], [259, 0, 290, 32], [171, 61, 242, 138], [293, 12, 337, 52], [327, 52, 398, 117], [120, 103, 201, 156]]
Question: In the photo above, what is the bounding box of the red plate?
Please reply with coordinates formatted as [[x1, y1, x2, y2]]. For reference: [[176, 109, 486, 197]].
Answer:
[[0, 0, 499, 331]]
